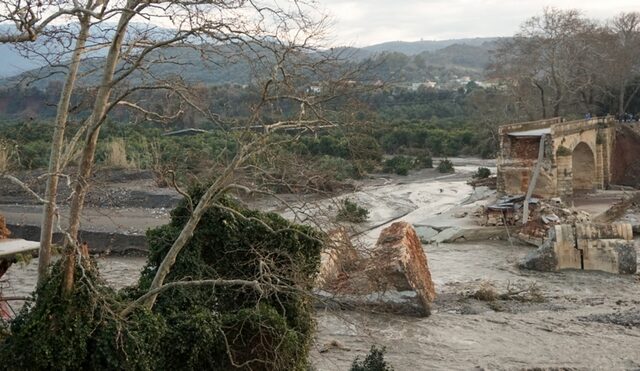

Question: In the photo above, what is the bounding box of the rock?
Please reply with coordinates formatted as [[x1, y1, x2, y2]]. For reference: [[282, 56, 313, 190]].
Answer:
[[367, 222, 436, 315], [519, 240, 558, 272], [615, 242, 638, 275], [453, 212, 468, 218], [541, 213, 559, 224], [431, 227, 462, 243], [414, 226, 440, 243]]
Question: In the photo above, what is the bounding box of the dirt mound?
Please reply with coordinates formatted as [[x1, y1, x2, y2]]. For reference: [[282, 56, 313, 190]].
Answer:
[[611, 124, 640, 187]]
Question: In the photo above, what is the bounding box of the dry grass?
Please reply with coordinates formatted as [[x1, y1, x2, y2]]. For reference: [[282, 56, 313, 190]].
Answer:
[[471, 282, 498, 301], [104, 138, 136, 169], [0, 141, 12, 172], [470, 281, 545, 303]]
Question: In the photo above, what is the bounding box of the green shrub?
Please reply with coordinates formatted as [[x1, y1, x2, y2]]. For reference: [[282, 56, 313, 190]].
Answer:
[[139, 187, 323, 370], [336, 198, 370, 223], [414, 153, 433, 169], [316, 155, 356, 181], [473, 167, 491, 179], [556, 146, 571, 156], [437, 159, 455, 173], [0, 187, 323, 371], [0, 261, 166, 371], [383, 155, 413, 176], [351, 346, 394, 371]]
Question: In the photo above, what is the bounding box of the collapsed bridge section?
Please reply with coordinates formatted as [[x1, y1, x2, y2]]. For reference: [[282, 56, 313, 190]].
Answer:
[[498, 117, 615, 198]]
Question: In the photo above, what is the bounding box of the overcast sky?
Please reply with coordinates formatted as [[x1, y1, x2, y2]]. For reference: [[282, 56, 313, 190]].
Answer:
[[319, 0, 639, 46]]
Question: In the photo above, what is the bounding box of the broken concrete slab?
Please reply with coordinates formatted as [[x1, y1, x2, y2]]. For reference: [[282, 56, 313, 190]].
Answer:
[[414, 226, 440, 242], [520, 223, 637, 274], [420, 226, 515, 244]]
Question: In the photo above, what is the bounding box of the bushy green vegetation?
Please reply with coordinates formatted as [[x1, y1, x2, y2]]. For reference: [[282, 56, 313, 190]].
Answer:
[[383, 155, 413, 176], [0, 85, 505, 180], [437, 159, 455, 173], [351, 346, 394, 371], [556, 146, 572, 156], [0, 188, 323, 370], [336, 198, 370, 223], [473, 167, 491, 179]]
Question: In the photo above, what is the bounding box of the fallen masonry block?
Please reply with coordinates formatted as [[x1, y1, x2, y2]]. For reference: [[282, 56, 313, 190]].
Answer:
[[520, 223, 637, 274], [315, 227, 359, 289], [0, 214, 10, 239], [315, 222, 435, 316]]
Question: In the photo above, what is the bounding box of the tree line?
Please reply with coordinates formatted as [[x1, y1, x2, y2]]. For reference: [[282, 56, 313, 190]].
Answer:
[[491, 8, 640, 119]]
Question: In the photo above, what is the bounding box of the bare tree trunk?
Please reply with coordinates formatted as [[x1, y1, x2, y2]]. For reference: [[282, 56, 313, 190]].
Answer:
[[623, 83, 640, 113], [37, 17, 91, 286], [619, 83, 626, 115], [62, 10, 135, 293], [534, 82, 547, 118]]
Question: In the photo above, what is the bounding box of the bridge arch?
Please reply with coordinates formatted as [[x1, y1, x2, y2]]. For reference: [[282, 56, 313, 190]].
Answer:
[[572, 142, 596, 192]]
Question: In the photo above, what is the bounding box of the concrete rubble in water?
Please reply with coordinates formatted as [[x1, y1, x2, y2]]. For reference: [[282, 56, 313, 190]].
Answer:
[[315, 222, 435, 316], [520, 223, 637, 274]]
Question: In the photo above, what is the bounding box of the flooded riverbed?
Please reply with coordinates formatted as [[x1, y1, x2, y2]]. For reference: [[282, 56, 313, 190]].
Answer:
[[3, 160, 640, 369]]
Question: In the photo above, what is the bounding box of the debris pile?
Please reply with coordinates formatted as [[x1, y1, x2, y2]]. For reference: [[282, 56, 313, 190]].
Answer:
[[316, 222, 435, 316], [483, 195, 591, 245]]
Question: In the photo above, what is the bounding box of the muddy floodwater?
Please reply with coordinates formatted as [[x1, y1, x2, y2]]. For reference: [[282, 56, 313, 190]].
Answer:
[[3, 159, 640, 370]]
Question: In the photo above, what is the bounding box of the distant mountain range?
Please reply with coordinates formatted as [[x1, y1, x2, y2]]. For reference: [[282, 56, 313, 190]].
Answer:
[[0, 35, 503, 87], [361, 37, 501, 56], [0, 44, 44, 78]]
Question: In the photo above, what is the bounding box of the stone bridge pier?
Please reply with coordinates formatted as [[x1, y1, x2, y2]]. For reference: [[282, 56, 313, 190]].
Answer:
[[497, 117, 616, 198]]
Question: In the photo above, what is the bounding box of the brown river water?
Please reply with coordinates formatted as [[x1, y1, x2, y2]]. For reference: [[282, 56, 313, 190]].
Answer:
[[4, 242, 640, 370]]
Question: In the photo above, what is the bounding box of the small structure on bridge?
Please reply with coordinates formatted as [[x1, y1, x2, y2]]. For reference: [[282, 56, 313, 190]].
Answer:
[[498, 116, 615, 198], [0, 215, 39, 319]]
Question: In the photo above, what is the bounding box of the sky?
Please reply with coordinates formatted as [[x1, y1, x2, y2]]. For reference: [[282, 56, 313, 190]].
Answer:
[[320, 0, 639, 46]]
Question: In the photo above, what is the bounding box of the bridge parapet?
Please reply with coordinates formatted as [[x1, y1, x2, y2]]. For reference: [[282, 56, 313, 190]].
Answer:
[[499, 117, 562, 135], [550, 116, 615, 137]]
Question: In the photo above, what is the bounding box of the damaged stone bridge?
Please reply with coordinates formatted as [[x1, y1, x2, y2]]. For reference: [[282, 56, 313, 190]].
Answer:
[[498, 116, 615, 198]]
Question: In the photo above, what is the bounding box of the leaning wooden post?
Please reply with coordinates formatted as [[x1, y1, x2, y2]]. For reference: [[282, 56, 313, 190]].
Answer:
[[522, 135, 546, 224]]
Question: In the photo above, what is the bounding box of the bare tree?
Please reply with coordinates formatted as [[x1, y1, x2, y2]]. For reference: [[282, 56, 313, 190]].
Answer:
[[606, 12, 640, 115], [490, 7, 598, 118], [1, 0, 363, 302]]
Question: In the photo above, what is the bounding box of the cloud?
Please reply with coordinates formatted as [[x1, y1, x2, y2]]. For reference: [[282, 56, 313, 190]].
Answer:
[[319, 0, 640, 46]]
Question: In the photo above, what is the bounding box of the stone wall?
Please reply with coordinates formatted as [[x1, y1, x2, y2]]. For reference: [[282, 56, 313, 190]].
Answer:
[[521, 223, 637, 274]]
